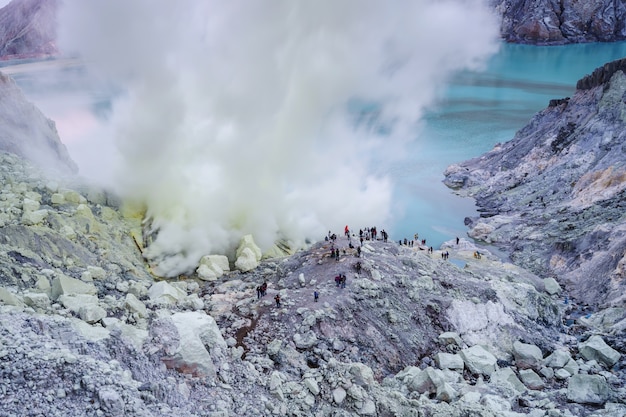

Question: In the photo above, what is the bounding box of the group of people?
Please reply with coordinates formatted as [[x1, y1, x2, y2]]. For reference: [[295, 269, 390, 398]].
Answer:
[[334, 273, 347, 288], [256, 282, 268, 299]]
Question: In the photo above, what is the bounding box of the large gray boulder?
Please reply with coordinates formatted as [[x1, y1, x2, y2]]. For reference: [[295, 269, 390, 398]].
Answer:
[[578, 335, 621, 368], [167, 311, 227, 378], [567, 374, 610, 405], [512, 341, 543, 370], [459, 345, 498, 376]]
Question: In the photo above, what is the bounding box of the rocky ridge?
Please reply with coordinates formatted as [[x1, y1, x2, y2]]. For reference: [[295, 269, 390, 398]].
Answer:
[[444, 59, 626, 330], [0, 69, 76, 174], [0, 150, 624, 416], [490, 0, 626, 44], [0, 0, 58, 60]]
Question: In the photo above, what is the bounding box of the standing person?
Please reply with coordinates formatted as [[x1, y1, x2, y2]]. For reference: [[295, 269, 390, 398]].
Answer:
[[256, 286, 262, 300], [456, 236, 460, 245], [314, 291, 319, 302], [274, 294, 281, 308], [345, 225, 350, 238], [357, 246, 361, 257], [341, 274, 346, 289]]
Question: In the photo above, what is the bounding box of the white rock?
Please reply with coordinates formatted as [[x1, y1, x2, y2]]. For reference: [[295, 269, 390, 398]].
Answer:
[[438, 332, 463, 346], [63, 190, 83, 204], [197, 254, 230, 279], [21, 209, 47, 225], [436, 382, 458, 402], [75, 203, 93, 218], [148, 281, 185, 304], [23, 292, 50, 309], [236, 234, 262, 261], [513, 341, 543, 370], [293, 331, 318, 349], [490, 367, 526, 393], [0, 287, 24, 307], [298, 273, 306, 287], [22, 197, 40, 212], [51, 193, 65, 204], [543, 277, 562, 295], [58, 294, 99, 312], [196, 264, 218, 281], [60, 225, 76, 240], [435, 352, 465, 370], [303, 377, 319, 396], [235, 247, 259, 272], [563, 358, 579, 376], [578, 335, 621, 368], [72, 318, 110, 342], [357, 398, 376, 415], [554, 368, 571, 380], [332, 387, 346, 404], [79, 304, 107, 324], [460, 345, 498, 376], [349, 363, 375, 386], [87, 266, 106, 280], [125, 293, 148, 318], [51, 275, 97, 300], [519, 369, 545, 390], [544, 349, 572, 368], [539, 367, 554, 379], [567, 374, 610, 405], [169, 311, 227, 377]]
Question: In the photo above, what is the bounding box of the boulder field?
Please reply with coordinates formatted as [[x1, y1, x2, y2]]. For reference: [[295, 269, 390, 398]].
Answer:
[[0, 149, 623, 416]]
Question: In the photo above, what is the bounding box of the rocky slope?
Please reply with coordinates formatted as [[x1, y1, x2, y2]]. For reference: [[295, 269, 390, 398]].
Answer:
[[0, 148, 624, 417], [0, 0, 58, 60], [0, 70, 76, 174], [0, 73, 623, 415], [490, 0, 626, 44], [444, 58, 626, 317]]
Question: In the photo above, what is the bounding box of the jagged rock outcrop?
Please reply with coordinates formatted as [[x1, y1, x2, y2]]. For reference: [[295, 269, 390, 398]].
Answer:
[[0, 71, 76, 173], [490, 0, 626, 45], [0, 0, 58, 59], [444, 58, 626, 314]]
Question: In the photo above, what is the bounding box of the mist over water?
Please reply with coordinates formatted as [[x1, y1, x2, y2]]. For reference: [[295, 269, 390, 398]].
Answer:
[[55, 0, 499, 276]]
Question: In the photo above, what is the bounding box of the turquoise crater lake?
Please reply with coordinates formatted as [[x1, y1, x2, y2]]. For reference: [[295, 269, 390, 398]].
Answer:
[[389, 41, 626, 248]]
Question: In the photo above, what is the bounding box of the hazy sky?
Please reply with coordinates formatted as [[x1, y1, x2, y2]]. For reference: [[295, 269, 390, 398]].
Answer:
[[57, 0, 500, 276]]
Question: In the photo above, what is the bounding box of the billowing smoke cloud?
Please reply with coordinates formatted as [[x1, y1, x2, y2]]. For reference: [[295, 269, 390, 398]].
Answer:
[[57, 0, 499, 276]]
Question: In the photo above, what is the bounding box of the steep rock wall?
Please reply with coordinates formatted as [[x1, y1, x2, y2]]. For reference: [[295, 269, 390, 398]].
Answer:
[[0, 0, 58, 59], [445, 58, 626, 308], [490, 0, 626, 44], [0, 71, 76, 174]]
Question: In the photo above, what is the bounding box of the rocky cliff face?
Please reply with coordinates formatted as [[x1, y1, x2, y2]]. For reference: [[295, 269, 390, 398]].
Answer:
[[444, 58, 626, 313], [0, 0, 58, 59], [490, 0, 626, 44], [0, 70, 76, 174]]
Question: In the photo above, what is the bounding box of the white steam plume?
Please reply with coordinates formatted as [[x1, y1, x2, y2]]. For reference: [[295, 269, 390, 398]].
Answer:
[[58, 0, 499, 276]]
